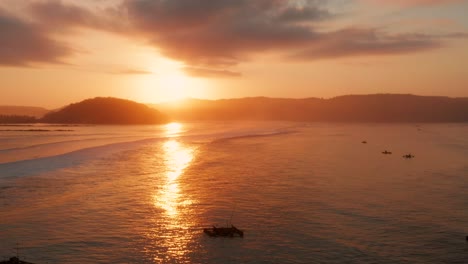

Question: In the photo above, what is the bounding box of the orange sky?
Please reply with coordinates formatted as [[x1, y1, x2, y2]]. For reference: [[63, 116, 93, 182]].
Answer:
[[1, 0, 467, 108]]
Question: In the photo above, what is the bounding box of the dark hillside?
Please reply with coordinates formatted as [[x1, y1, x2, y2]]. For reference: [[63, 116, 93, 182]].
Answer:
[[157, 94, 468, 122], [41, 97, 168, 124]]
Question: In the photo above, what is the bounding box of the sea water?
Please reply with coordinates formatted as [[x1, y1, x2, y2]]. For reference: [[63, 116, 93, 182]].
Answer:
[[0, 122, 467, 263]]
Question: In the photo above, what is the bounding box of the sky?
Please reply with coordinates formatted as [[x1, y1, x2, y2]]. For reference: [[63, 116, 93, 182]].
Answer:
[[0, 0, 467, 108]]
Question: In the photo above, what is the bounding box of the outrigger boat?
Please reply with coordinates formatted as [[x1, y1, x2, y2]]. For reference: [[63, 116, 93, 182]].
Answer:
[[203, 225, 244, 237], [403, 154, 415, 159], [382, 150, 392, 154]]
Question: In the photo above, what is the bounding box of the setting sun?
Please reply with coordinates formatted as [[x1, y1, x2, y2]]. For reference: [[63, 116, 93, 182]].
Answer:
[[136, 57, 191, 103], [132, 56, 212, 104], [157, 72, 189, 102]]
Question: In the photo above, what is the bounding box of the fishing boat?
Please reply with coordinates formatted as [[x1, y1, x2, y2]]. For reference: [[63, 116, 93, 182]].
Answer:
[[0, 244, 35, 264], [403, 154, 415, 159], [382, 150, 392, 154], [203, 225, 244, 237]]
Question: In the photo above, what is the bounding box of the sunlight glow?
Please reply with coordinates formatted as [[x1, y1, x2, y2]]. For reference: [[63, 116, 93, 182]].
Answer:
[[146, 126, 198, 261], [132, 55, 215, 104], [158, 73, 189, 102], [163, 140, 193, 182], [165, 122, 183, 137], [138, 58, 189, 103], [154, 139, 194, 217], [145, 138, 198, 262]]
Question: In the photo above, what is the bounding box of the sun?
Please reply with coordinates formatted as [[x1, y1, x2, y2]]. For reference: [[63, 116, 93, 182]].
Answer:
[[137, 69, 190, 103], [156, 72, 189, 102], [135, 55, 212, 104]]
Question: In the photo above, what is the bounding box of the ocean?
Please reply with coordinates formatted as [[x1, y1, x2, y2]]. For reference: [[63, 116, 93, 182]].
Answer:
[[0, 122, 467, 263]]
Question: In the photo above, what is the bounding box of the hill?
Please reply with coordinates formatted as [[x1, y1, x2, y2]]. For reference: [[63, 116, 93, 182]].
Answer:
[[41, 97, 168, 124], [0, 106, 49, 118], [157, 94, 468, 122]]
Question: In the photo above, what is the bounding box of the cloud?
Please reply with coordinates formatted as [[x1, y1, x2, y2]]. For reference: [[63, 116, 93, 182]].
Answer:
[[124, 0, 325, 67], [288, 28, 443, 60], [183, 67, 242, 78], [276, 6, 331, 23], [0, 1, 124, 67], [30, 0, 96, 27], [28, 0, 124, 32], [0, 8, 72, 66], [363, 0, 465, 7], [124, 0, 454, 69], [1, 0, 465, 73]]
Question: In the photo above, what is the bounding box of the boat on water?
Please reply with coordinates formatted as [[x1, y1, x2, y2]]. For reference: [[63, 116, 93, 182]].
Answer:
[[203, 225, 244, 237], [382, 150, 392, 154], [403, 154, 415, 159]]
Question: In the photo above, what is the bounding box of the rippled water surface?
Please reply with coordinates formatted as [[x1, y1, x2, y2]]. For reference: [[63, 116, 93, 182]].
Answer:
[[1, 122, 468, 263]]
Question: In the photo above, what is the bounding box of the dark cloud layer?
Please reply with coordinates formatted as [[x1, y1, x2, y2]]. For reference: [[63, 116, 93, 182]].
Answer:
[[366, 0, 465, 7], [289, 29, 443, 60], [30, 1, 96, 28], [277, 6, 331, 23], [0, 8, 72, 66], [125, 0, 325, 67], [0, 0, 464, 75], [123, 0, 451, 75], [28, 0, 123, 32]]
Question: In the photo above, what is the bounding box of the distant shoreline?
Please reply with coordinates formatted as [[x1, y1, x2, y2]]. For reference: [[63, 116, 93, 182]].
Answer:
[[1, 94, 468, 123]]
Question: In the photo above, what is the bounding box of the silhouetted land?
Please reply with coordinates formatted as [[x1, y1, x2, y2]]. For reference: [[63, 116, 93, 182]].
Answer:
[[41, 97, 169, 124], [157, 94, 468, 122], [0, 106, 48, 118], [0, 115, 37, 124], [1, 94, 467, 124]]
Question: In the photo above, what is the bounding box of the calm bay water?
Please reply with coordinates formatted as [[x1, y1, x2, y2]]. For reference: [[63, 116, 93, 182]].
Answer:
[[1, 122, 468, 263]]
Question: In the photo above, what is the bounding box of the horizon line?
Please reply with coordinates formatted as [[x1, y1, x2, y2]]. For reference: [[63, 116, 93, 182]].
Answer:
[[2, 93, 468, 109]]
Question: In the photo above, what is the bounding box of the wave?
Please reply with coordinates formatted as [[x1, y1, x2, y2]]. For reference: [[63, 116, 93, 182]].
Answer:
[[0, 135, 149, 153], [0, 137, 164, 179], [0, 122, 299, 178], [0, 136, 155, 165], [210, 129, 295, 144]]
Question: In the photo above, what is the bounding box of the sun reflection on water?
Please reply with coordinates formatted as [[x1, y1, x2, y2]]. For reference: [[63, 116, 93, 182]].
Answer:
[[154, 139, 194, 217], [147, 123, 198, 262], [165, 122, 183, 138]]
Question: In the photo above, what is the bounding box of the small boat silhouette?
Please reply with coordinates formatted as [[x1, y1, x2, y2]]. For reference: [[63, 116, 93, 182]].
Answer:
[[203, 225, 244, 237], [382, 150, 392, 154], [402, 154, 415, 159], [362, 141, 367, 144]]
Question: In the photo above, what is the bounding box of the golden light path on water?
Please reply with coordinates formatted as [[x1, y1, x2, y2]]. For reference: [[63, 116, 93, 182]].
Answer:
[[156, 139, 194, 216], [165, 122, 183, 138], [149, 122, 197, 262]]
